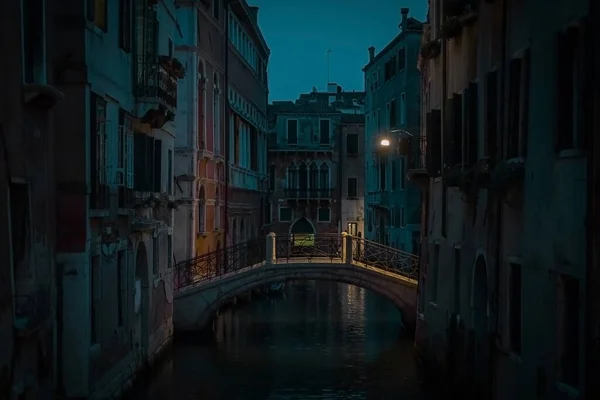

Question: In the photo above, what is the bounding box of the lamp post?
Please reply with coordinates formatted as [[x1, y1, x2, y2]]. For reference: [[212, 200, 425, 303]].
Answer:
[[376, 128, 413, 153]]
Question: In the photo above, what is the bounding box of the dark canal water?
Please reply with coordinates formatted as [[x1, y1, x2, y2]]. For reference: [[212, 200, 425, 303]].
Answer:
[[134, 281, 436, 399]]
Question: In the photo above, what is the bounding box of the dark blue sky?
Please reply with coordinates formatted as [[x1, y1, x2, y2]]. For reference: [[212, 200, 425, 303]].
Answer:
[[251, 0, 428, 101]]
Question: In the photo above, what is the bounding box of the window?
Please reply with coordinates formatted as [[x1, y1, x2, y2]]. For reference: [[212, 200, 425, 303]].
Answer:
[[198, 187, 206, 233], [91, 255, 101, 344], [507, 51, 530, 159], [168, 38, 173, 58], [318, 207, 331, 222], [213, 74, 220, 153], [153, 139, 163, 192], [319, 119, 330, 145], [400, 93, 406, 125], [264, 201, 271, 224], [269, 165, 276, 190], [212, 0, 219, 20], [384, 55, 396, 81], [486, 71, 498, 159], [557, 274, 580, 387], [347, 178, 358, 198], [379, 158, 386, 190], [117, 109, 134, 189], [556, 26, 589, 152], [119, 0, 131, 52], [88, 0, 107, 31], [465, 82, 479, 166], [279, 207, 292, 222], [391, 161, 397, 191], [287, 164, 298, 188], [376, 109, 381, 132], [347, 133, 359, 154], [430, 244, 440, 303], [22, 0, 46, 84], [319, 163, 329, 189], [90, 94, 108, 208], [400, 158, 405, 189], [9, 182, 31, 271], [117, 250, 126, 327], [167, 236, 173, 269], [508, 262, 522, 355], [287, 119, 298, 145], [453, 247, 461, 313], [398, 47, 406, 71], [152, 236, 159, 275], [389, 99, 397, 128], [167, 149, 173, 195], [400, 206, 405, 227]]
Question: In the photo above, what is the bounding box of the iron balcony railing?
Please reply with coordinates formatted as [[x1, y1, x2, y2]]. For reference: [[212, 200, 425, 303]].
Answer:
[[351, 236, 420, 279], [173, 237, 266, 290], [284, 188, 334, 200], [366, 190, 390, 208], [408, 136, 427, 170], [275, 233, 342, 262], [136, 56, 178, 110]]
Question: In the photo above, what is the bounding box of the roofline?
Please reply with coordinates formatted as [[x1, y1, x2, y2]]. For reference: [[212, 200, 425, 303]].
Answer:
[[231, 0, 270, 57], [362, 26, 423, 72]]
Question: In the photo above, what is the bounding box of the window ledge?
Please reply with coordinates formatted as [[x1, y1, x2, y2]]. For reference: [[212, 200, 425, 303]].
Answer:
[[558, 148, 584, 159]]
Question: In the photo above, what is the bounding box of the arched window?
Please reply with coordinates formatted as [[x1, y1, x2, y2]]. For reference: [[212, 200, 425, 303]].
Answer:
[[298, 162, 308, 196], [232, 218, 237, 245], [240, 219, 245, 242], [215, 185, 221, 230], [287, 162, 298, 189], [319, 162, 330, 189], [213, 72, 221, 154], [198, 186, 206, 233], [309, 162, 319, 196]]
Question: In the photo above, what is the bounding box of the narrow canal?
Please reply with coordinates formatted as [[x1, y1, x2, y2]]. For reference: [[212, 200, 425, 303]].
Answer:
[[133, 281, 436, 399]]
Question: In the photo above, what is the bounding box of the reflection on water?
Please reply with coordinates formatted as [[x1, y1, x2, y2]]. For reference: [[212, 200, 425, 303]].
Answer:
[[135, 281, 436, 399]]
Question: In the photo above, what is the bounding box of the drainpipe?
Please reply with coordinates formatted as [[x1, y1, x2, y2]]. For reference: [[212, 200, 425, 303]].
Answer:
[[586, 2, 600, 397], [490, 0, 509, 397], [223, 0, 230, 246]]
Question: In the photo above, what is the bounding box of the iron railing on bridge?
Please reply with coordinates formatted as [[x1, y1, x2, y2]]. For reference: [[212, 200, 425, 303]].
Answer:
[[275, 233, 342, 262], [173, 233, 419, 291], [351, 236, 420, 280], [173, 237, 266, 291]]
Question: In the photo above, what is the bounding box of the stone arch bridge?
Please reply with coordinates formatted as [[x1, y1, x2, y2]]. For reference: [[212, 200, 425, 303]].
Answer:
[[173, 233, 419, 332]]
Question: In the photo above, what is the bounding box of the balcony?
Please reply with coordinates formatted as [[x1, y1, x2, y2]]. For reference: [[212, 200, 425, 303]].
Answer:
[[367, 190, 390, 209], [284, 188, 334, 201], [230, 165, 262, 191], [136, 56, 179, 122]]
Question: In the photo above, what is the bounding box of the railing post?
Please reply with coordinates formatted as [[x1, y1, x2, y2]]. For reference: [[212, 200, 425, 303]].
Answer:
[[266, 232, 276, 264], [341, 232, 353, 265]]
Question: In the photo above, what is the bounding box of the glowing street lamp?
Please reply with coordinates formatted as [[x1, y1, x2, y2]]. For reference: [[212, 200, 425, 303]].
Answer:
[[380, 139, 391, 147], [376, 129, 413, 154]]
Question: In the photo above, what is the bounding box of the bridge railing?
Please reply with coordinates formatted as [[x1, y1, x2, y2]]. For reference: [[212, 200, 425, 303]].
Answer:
[[174, 233, 420, 290], [273, 233, 343, 263], [350, 235, 420, 280], [173, 236, 266, 291]]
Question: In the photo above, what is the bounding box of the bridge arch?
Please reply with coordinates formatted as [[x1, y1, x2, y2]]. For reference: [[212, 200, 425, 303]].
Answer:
[[174, 263, 417, 334]]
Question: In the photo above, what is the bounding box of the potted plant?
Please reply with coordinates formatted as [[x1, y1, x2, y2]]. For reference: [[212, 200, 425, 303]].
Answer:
[[420, 39, 441, 60], [170, 57, 186, 79], [441, 16, 463, 39]]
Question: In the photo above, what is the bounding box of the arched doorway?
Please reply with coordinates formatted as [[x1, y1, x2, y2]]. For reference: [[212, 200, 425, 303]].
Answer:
[[135, 242, 149, 353], [290, 217, 315, 246], [472, 254, 490, 396]]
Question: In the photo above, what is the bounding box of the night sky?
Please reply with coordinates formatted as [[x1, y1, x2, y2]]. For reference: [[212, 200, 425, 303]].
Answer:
[[250, 0, 428, 101]]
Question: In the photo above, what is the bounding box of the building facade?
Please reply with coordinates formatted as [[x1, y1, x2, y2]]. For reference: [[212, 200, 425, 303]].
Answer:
[[267, 85, 364, 237], [52, 0, 177, 397], [363, 8, 423, 253], [340, 114, 366, 236], [226, 2, 270, 245], [0, 0, 60, 397], [414, 0, 597, 398], [173, 0, 227, 261]]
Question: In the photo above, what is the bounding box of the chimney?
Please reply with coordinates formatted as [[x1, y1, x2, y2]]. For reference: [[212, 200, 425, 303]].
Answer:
[[400, 8, 409, 30], [249, 6, 259, 21], [368, 46, 375, 61]]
